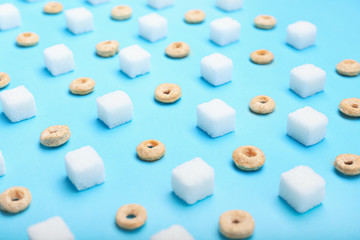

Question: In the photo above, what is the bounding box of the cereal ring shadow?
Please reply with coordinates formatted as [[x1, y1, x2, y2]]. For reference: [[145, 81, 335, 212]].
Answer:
[[248, 107, 274, 117], [231, 160, 264, 175], [153, 97, 181, 106], [39, 140, 69, 150], [332, 168, 360, 179], [338, 110, 360, 120], [114, 221, 146, 233]]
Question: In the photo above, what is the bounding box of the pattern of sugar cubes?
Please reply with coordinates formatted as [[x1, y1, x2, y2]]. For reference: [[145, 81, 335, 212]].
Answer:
[[171, 157, 214, 205], [27, 216, 75, 240], [151, 225, 194, 240], [210, 17, 241, 46], [65, 146, 105, 191], [0, 86, 36, 123], [43, 44, 75, 76], [0, 3, 21, 31], [287, 106, 328, 146], [0, 151, 5, 176], [138, 13, 167, 42], [286, 21, 317, 50], [87, 0, 111, 5], [279, 166, 325, 213], [197, 99, 236, 138], [148, 0, 174, 9], [216, 0, 243, 11], [97, 90, 133, 129], [119, 45, 151, 78], [201, 53, 233, 86], [65, 7, 94, 35]]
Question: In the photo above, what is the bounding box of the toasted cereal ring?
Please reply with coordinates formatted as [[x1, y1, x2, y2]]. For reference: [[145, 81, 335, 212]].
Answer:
[[336, 59, 360, 77], [16, 32, 39, 47], [43, 2, 63, 14], [96, 40, 119, 58], [250, 49, 274, 65], [249, 95, 276, 114], [339, 98, 360, 117], [254, 15, 276, 29], [0, 72, 10, 89], [40, 125, 71, 147], [232, 146, 265, 171], [69, 77, 95, 95], [0, 187, 32, 214], [165, 42, 190, 59], [334, 154, 360, 176], [136, 140, 165, 161], [219, 210, 255, 239], [155, 83, 182, 103], [115, 204, 147, 230], [184, 9, 206, 24], [111, 5, 132, 21]]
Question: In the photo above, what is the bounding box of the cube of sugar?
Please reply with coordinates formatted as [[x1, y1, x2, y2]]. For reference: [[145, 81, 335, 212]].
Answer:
[[287, 106, 328, 146], [210, 17, 241, 46], [138, 13, 167, 42], [87, 0, 110, 5], [65, 7, 94, 35], [119, 45, 151, 78], [0, 151, 5, 176], [216, 0, 243, 12], [201, 53, 233, 86], [172, 157, 214, 204], [0, 85, 36, 123], [151, 225, 194, 240], [286, 21, 317, 50], [290, 64, 326, 98], [27, 216, 75, 240], [0, 3, 21, 31], [148, 0, 174, 9], [65, 146, 105, 191], [44, 44, 75, 76], [279, 166, 325, 213], [96, 90, 133, 129], [197, 99, 236, 138]]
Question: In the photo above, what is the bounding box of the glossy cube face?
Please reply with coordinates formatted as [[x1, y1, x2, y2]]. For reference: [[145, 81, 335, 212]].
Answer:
[[147, 0, 174, 9], [210, 17, 241, 46], [27, 216, 75, 240], [119, 45, 151, 78], [201, 53, 233, 86], [65, 7, 94, 35], [216, 0, 243, 11], [0, 3, 21, 31], [138, 13, 167, 42], [286, 21, 317, 50], [43, 44, 75, 76]]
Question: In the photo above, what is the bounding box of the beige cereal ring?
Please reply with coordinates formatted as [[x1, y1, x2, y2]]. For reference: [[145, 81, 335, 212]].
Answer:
[[136, 139, 165, 161], [165, 42, 190, 59], [254, 15, 276, 29], [16, 32, 39, 47], [69, 77, 95, 95], [43, 2, 63, 14], [250, 49, 274, 65], [219, 210, 255, 239], [96, 40, 119, 58], [40, 125, 71, 147], [155, 83, 182, 103], [249, 95, 276, 114], [184, 9, 206, 24], [0, 72, 10, 89], [111, 5, 132, 21], [0, 187, 32, 214], [339, 98, 360, 117], [336, 59, 360, 77], [334, 154, 360, 176], [116, 204, 147, 230], [232, 145, 265, 171]]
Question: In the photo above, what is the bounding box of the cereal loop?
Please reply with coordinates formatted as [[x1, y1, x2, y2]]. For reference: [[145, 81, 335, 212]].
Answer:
[[165, 42, 190, 59], [0, 72, 10, 89], [184, 9, 206, 24], [40, 125, 71, 147], [249, 95, 276, 114], [219, 210, 255, 239], [43, 2, 63, 14], [16, 32, 39, 47], [136, 139, 165, 161], [339, 98, 360, 117], [155, 83, 182, 103], [111, 5, 132, 21], [336, 59, 360, 77], [232, 146, 265, 171], [69, 77, 95, 95], [96, 40, 119, 58], [115, 204, 147, 230], [334, 154, 360, 176], [254, 15, 276, 29], [0, 187, 32, 214], [250, 49, 274, 65]]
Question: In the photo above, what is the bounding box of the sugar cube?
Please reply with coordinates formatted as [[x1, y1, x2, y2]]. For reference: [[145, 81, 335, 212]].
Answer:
[[148, 0, 174, 9], [151, 225, 194, 240], [0, 3, 21, 31], [172, 157, 214, 205], [0, 151, 5, 176], [65, 7, 94, 35], [0, 85, 36, 123], [138, 13, 167, 42], [210, 17, 241, 46], [65, 146, 105, 191], [87, 0, 110, 5], [201, 53, 233, 86], [27, 216, 75, 240], [287, 106, 328, 146], [44, 44, 75, 76], [286, 21, 317, 50], [279, 165, 325, 213], [119, 45, 151, 78], [216, 0, 243, 12]]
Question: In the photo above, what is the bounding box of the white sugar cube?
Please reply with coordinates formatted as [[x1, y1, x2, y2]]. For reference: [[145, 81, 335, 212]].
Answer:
[[210, 17, 241, 46], [201, 53, 233, 86], [216, 0, 243, 11], [172, 157, 214, 205], [148, 0, 174, 9], [279, 166, 325, 213], [197, 99, 235, 138], [287, 106, 328, 146], [65, 7, 94, 35], [44, 44, 75, 76], [151, 225, 194, 240], [286, 21, 317, 50], [119, 45, 151, 78], [27, 216, 75, 240], [0, 3, 21, 31], [138, 13, 167, 42], [97, 90, 133, 129], [87, 0, 110, 5], [290, 64, 326, 98], [0, 86, 36, 123], [65, 146, 105, 191], [0, 151, 5, 176]]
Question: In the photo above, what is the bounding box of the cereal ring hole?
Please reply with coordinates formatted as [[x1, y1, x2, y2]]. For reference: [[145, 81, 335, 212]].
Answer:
[[262, 16, 271, 19], [23, 33, 32, 38], [117, 6, 125, 10], [81, 78, 87, 83], [351, 104, 358, 109], [104, 41, 112, 45], [146, 140, 158, 149], [232, 219, 240, 224], [244, 148, 257, 157], [257, 50, 267, 56], [126, 214, 136, 219], [345, 161, 353, 165], [174, 43, 183, 48], [9, 190, 24, 202], [163, 90, 171, 94], [259, 97, 269, 103]]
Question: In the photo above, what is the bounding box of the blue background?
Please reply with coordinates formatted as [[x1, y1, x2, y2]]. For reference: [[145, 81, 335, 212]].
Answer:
[[1, 0, 360, 239]]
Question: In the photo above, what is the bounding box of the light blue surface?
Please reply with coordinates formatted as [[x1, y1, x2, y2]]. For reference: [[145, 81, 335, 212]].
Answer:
[[1, 0, 360, 239]]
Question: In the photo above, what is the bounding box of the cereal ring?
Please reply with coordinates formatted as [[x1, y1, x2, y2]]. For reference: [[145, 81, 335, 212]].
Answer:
[[96, 40, 119, 58], [69, 77, 95, 95], [0, 187, 32, 214], [232, 146, 265, 171], [16, 32, 39, 47], [0, 72, 10, 89], [40, 125, 71, 147], [249, 95, 276, 114], [336, 59, 360, 77], [219, 210, 255, 239], [339, 98, 360, 117], [155, 83, 182, 103], [136, 140, 165, 161], [165, 42, 190, 59], [115, 204, 147, 230], [111, 5, 132, 21], [184, 9, 206, 24], [254, 15, 276, 29], [334, 154, 360, 176], [43, 2, 63, 14], [250, 49, 274, 65]]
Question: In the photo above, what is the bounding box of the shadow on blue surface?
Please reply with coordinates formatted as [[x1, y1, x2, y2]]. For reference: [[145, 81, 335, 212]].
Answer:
[[94, 118, 111, 130], [333, 168, 360, 180], [114, 220, 146, 234], [338, 110, 360, 121], [0, 113, 12, 124], [231, 161, 265, 175], [153, 97, 181, 106], [38, 141, 69, 151], [64, 177, 79, 193]]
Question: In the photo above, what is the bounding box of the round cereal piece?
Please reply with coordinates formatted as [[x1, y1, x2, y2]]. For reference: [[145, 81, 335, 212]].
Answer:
[[16, 32, 39, 47], [40, 125, 71, 147], [249, 95, 276, 114], [69, 77, 95, 95], [254, 15, 277, 29], [43, 2, 63, 14], [154, 83, 182, 103], [96, 40, 119, 58], [334, 154, 360, 176], [219, 210, 255, 239], [115, 204, 147, 230], [250, 49, 274, 65], [336, 59, 360, 77], [0, 72, 10, 89], [111, 5, 132, 21], [184, 9, 206, 24], [165, 42, 190, 59], [232, 146, 265, 171], [0, 187, 32, 214], [136, 139, 165, 161], [339, 98, 360, 117]]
